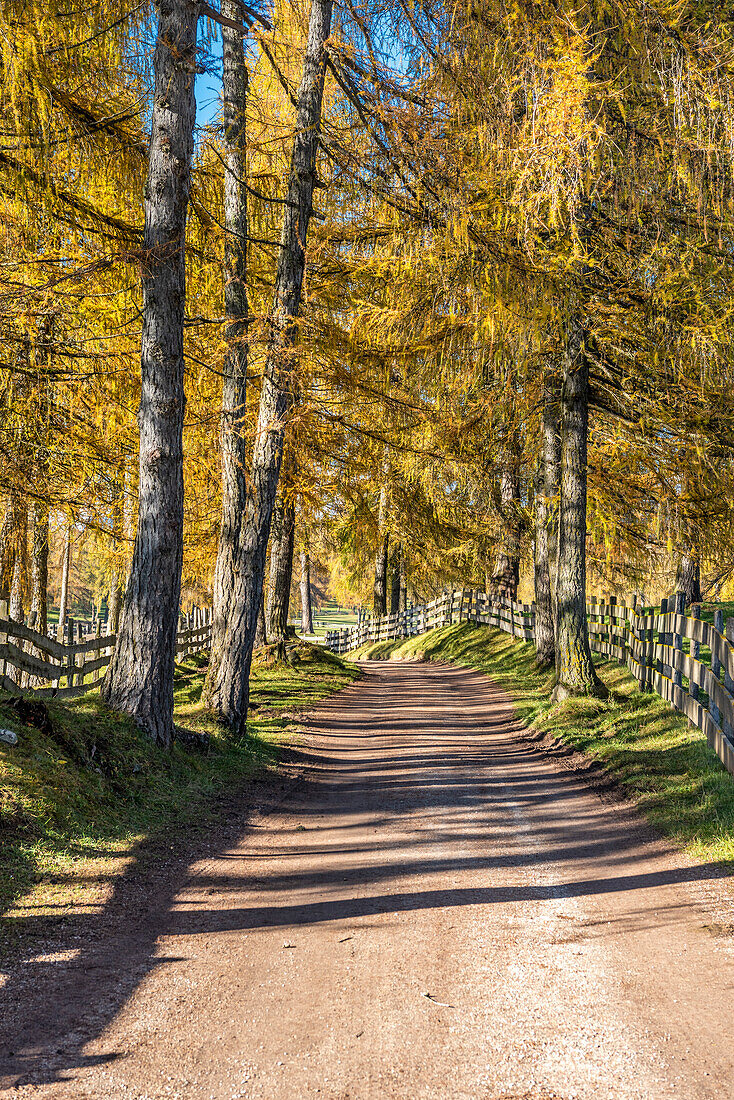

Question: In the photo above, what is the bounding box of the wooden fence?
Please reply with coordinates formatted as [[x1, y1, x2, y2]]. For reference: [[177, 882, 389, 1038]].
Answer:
[[0, 601, 212, 700], [325, 589, 734, 778]]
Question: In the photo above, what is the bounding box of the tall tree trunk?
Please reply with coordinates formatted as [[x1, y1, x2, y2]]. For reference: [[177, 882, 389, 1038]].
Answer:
[[57, 521, 72, 641], [399, 549, 407, 612], [534, 379, 560, 668], [254, 586, 266, 647], [107, 475, 125, 632], [102, 0, 197, 746], [266, 494, 295, 658], [9, 501, 27, 622], [205, 0, 249, 701], [108, 574, 123, 633], [24, 498, 49, 686], [553, 319, 606, 700], [389, 546, 401, 614], [373, 482, 389, 616], [0, 490, 24, 603], [677, 548, 702, 607], [207, 0, 333, 733], [29, 315, 53, 637], [490, 453, 521, 601], [30, 499, 49, 635], [373, 534, 389, 616], [300, 549, 313, 634]]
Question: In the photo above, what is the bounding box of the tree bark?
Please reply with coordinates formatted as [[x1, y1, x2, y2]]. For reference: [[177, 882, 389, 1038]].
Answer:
[[300, 549, 313, 634], [534, 379, 560, 668], [266, 493, 296, 657], [553, 318, 606, 700], [29, 498, 49, 635], [373, 482, 389, 616], [399, 548, 407, 612], [207, 0, 333, 733], [373, 534, 389, 616], [107, 475, 125, 632], [490, 453, 521, 602], [389, 546, 401, 614], [57, 521, 72, 641], [102, 0, 197, 746], [9, 501, 27, 622], [677, 549, 702, 607], [108, 574, 123, 634], [205, 0, 249, 701], [0, 490, 24, 603], [254, 586, 266, 647]]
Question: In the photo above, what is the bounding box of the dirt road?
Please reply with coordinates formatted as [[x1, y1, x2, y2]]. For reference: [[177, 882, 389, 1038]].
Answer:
[[2, 661, 734, 1099]]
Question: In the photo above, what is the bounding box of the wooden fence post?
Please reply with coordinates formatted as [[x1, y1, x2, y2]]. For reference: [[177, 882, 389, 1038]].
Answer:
[[690, 605, 701, 702], [722, 617, 734, 743], [65, 617, 74, 689], [673, 591, 684, 694], [713, 608, 724, 675], [710, 607, 724, 729], [0, 598, 7, 684], [94, 617, 102, 688], [609, 595, 616, 660], [658, 598, 667, 683], [76, 621, 84, 687], [714, 607, 733, 741], [633, 596, 647, 691], [645, 608, 655, 693], [724, 617, 734, 695]]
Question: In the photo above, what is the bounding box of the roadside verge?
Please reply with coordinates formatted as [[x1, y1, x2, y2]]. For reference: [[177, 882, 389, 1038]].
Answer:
[[350, 623, 734, 867], [0, 642, 360, 940]]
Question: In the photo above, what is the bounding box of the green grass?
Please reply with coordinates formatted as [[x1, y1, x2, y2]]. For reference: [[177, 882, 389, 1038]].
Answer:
[[697, 600, 734, 625], [0, 641, 359, 921], [297, 602, 358, 638], [351, 623, 734, 866]]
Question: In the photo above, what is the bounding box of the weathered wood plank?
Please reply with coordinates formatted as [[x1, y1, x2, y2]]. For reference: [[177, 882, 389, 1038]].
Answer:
[[0, 618, 68, 660], [0, 641, 62, 682]]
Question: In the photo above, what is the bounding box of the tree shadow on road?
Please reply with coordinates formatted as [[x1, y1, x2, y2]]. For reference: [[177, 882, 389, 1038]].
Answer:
[[0, 662, 730, 1092]]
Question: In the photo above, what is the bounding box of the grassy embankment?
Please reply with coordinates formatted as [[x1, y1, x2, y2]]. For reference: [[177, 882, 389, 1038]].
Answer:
[[351, 623, 734, 865], [0, 642, 359, 922]]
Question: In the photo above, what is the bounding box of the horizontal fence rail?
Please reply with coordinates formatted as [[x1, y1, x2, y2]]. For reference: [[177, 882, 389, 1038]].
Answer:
[[0, 601, 212, 700], [324, 589, 734, 779]]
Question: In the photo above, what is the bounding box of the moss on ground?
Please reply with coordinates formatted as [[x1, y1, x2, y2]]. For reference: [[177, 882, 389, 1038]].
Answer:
[[0, 642, 359, 918], [351, 623, 734, 866]]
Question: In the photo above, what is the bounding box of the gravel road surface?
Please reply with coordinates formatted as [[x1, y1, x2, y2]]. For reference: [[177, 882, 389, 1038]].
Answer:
[[2, 661, 734, 1099]]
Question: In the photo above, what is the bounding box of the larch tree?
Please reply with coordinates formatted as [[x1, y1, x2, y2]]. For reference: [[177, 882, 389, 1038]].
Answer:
[[266, 494, 296, 655], [300, 547, 314, 633], [205, 0, 251, 702], [102, 0, 199, 744], [208, 0, 334, 733], [552, 319, 606, 699], [533, 378, 560, 669], [373, 483, 389, 616]]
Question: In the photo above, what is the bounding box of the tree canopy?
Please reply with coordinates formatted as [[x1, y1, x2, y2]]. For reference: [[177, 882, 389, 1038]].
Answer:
[[4, 0, 734, 729]]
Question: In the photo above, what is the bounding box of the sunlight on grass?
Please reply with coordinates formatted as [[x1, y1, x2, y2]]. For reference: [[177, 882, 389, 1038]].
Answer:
[[351, 624, 734, 866], [0, 643, 359, 921]]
